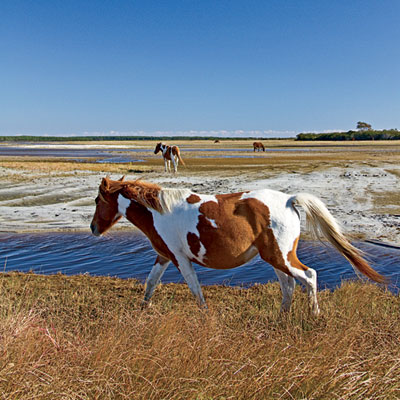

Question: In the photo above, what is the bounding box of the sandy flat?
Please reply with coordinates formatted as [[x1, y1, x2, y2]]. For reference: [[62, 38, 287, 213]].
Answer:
[[0, 140, 399, 246]]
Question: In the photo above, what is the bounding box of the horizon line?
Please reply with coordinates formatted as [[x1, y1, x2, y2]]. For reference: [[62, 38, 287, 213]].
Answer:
[[0, 129, 350, 138]]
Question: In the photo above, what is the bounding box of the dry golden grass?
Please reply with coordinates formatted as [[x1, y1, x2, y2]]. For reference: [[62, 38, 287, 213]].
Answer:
[[1, 272, 399, 399]]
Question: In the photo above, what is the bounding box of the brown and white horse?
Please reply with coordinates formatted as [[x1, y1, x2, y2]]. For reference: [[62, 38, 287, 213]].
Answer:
[[253, 142, 265, 152], [154, 142, 185, 173], [90, 176, 385, 315]]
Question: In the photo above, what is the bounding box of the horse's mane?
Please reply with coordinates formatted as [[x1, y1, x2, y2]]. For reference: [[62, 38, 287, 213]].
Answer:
[[100, 177, 191, 214]]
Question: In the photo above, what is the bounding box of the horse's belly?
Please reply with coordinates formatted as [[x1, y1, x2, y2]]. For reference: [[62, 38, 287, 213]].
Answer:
[[197, 245, 258, 270]]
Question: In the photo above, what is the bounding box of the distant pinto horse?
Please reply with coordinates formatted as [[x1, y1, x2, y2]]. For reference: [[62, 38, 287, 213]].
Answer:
[[154, 142, 185, 173], [253, 141, 265, 152], [90, 176, 385, 315]]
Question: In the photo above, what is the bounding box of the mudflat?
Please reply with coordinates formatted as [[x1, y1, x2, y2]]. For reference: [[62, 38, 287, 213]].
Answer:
[[0, 139, 399, 245]]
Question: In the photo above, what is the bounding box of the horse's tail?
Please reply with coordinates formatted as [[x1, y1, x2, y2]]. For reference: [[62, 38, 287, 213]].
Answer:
[[175, 147, 186, 167], [291, 193, 386, 283]]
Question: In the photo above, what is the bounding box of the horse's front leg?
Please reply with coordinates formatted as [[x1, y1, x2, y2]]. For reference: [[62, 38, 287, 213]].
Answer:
[[164, 159, 169, 172], [142, 255, 170, 308], [176, 256, 206, 308]]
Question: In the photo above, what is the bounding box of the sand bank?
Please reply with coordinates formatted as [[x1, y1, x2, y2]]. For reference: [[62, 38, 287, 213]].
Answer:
[[0, 161, 398, 246]]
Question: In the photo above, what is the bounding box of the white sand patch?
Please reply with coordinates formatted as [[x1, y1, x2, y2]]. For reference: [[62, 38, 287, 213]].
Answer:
[[0, 165, 398, 245]]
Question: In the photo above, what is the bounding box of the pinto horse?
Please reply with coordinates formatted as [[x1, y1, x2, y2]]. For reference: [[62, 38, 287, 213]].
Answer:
[[253, 142, 265, 152], [154, 142, 185, 173], [90, 176, 384, 315]]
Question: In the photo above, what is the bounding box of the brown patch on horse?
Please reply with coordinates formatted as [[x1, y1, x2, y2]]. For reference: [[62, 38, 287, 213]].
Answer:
[[287, 236, 308, 271], [242, 198, 291, 276], [194, 194, 288, 273], [187, 232, 201, 258], [171, 146, 186, 166], [165, 147, 173, 161], [195, 193, 251, 268], [186, 194, 201, 204]]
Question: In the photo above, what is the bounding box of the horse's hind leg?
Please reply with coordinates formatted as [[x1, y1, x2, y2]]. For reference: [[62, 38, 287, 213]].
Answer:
[[286, 238, 320, 315], [258, 237, 320, 315], [289, 264, 319, 315], [172, 156, 178, 173], [274, 269, 296, 312], [142, 255, 170, 307]]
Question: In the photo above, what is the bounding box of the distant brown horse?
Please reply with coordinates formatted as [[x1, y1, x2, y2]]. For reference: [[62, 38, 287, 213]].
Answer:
[[253, 142, 265, 152], [154, 142, 185, 173]]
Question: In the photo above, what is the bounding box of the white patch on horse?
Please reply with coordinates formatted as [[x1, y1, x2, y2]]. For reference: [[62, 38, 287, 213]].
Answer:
[[151, 191, 218, 265], [160, 144, 168, 155], [118, 194, 131, 217], [241, 189, 300, 269]]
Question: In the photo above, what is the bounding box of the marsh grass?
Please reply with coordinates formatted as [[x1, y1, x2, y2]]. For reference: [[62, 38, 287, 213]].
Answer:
[[0, 272, 399, 399]]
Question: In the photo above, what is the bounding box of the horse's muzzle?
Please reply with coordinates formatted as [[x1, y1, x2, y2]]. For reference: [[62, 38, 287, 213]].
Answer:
[[90, 222, 101, 237]]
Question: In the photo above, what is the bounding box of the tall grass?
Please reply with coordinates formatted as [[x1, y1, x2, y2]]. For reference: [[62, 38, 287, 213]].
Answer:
[[1, 272, 399, 399]]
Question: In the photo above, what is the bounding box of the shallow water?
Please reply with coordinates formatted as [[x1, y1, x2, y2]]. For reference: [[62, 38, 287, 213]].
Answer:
[[0, 232, 398, 291], [0, 145, 312, 163]]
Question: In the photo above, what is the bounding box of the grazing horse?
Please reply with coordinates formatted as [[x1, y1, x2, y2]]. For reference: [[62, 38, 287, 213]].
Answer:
[[90, 176, 385, 315], [154, 142, 185, 173], [253, 142, 265, 152]]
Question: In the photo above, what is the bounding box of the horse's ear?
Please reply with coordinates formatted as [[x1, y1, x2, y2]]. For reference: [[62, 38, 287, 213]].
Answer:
[[119, 175, 125, 182], [101, 176, 110, 191]]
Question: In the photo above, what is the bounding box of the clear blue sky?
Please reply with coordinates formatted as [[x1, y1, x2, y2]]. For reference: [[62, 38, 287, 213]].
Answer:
[[1, 0, 399, 137]]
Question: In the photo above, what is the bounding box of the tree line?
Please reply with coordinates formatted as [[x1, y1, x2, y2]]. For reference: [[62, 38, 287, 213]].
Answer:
[[296, 129, 400, 141]]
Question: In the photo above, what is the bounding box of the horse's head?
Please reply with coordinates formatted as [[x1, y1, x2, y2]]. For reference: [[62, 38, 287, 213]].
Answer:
[[154, 142, 163, 154], [90, 176, 125, 236]]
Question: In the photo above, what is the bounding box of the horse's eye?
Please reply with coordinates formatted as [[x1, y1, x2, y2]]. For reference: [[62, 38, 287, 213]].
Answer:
[[95, 196, 99, 204]]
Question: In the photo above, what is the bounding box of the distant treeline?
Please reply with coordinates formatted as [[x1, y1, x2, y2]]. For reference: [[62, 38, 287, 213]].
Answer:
[[0, 136, 289, 142], [296, 129, 400, 141]]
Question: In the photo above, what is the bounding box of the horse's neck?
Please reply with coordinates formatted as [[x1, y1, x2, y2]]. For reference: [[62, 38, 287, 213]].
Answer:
[[124, 201, 157, 236]]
